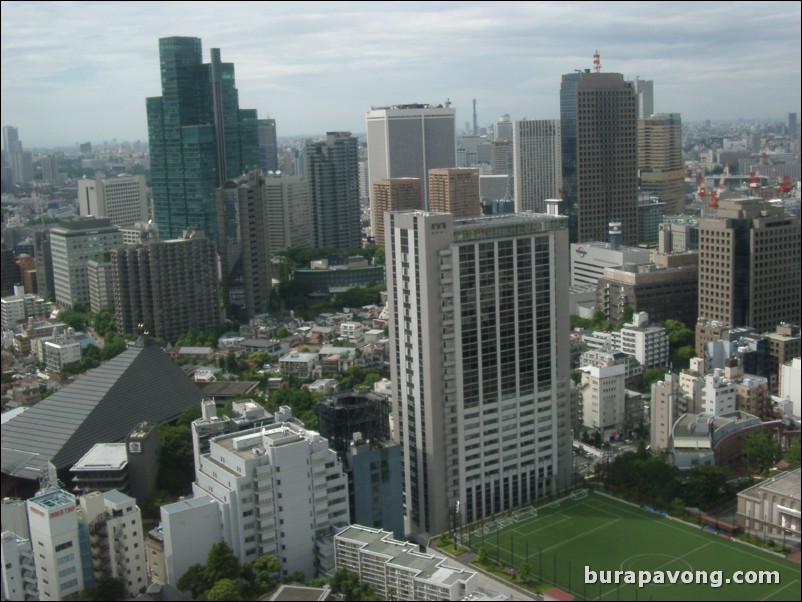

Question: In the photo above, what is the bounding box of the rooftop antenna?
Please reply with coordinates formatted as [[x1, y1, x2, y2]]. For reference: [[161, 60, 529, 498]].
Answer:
[[593, 49, 601, 73]]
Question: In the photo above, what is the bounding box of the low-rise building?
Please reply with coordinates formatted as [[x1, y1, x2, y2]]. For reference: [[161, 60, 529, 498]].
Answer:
[[670, 411, 764, 470], [334, 524, 478, 601], [279, 351, 319, 379], [736, 468, 800, 549]]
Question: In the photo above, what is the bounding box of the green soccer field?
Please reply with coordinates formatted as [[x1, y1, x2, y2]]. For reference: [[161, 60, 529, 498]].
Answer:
[[463, 492, 801, 601]]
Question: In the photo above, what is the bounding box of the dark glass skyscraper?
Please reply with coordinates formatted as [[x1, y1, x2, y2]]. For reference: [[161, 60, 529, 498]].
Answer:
[[147, 37, 259, 243]]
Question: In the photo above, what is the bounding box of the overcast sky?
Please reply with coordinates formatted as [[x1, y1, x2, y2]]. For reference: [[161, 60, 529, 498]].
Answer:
[[1, 1, 800, 148]]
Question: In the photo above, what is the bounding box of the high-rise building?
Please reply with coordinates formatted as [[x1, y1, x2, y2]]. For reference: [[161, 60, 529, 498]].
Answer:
[[78, 173, 149, 228], [257, 118, 279, 173], [631, 77, 654, 119], [427, 168, 480, 218], [638, 113, 684, 214], [366, 104, 456, 207], [50, 218, 122, 308], [575, 73, 638, 245], [306, 132, 361, 249], [371, 178, 423, 248], [697, 197, 801, 333], [147, 37, 259, 242], [513, 119, 562, 213], [217, 171, 272, 320], [3, 126, 21, 153], [560, 71, 582, 232], [386, 211, 571, 537], [264, 173, 311, 254], [111, 231, 219, 342]]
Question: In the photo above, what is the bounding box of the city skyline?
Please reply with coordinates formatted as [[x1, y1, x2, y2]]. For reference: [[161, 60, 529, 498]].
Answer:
[[1, 1, 800, 147]]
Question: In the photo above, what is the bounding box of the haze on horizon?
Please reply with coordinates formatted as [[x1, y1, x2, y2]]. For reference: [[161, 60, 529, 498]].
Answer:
[[1, 1, 800, 148]]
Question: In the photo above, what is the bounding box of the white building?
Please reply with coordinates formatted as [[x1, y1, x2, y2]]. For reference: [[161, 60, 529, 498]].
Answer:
[[512, 119, 561, 213], [570, 238, 651, 288], [737, 468, 801, 548], [78, 173, 148, 229], [43, 336, 83, 372], [190, 423, 350, 579], [0, 531, 37, 601], [386, 211, 571, 537], [279, 351, 319, 379], [616, 312, 670, 368], [366, 104, 456, 210], [578, 363, 626, 440], [702, 371, 737, 415], [264, 173, 311, 254], [1, 286, 49, 330], [26, 490, 84, 601], [49, 218, 122, 308], [334, 524, 478, 601], [780, 358, 801, 420], [160, 496, 221, 587]]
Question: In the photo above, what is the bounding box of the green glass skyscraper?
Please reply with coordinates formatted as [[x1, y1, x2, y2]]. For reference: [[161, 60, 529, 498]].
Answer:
[[147, 37, 259, 243]]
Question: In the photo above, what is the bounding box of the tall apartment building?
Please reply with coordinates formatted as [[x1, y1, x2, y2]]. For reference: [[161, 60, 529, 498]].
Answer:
[[563, 72, 638, 245], [306, 132, 361, 249], [49, 218, 122, 308], [639, 114, 684, 214], [257, 118, 279, 173], [371, 178, 423, 248], [513, 119, 562, 213], [77, 173, 148, 228], [0, 531, 37, 601], [697, 197, 801, 333], [217, 171, 272, 320], [386, 211, 571, 537], [651, 372, 680, 452], [147, 37, 259, 242], [264, 173, 311, 254], [427, 168, 480, 218], [190, 422, 350, 579], [366, 104, 456, 207], [111, 231, 219, 342], [579, 363, 626, 440]]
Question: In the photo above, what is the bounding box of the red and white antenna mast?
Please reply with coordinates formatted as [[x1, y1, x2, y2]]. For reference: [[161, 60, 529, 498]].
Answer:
[[593, 50, 601, 73]]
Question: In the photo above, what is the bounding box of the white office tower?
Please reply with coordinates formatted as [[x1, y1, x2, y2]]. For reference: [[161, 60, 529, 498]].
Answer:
[[386, 211, 571, 538], [513, 119, 562, 213], [192, 423, 350, 579], [366, 104, 456, 208], [26, 491, 84, 601]]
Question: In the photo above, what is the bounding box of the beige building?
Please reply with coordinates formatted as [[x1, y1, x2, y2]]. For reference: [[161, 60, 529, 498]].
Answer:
[[264, 172, 311, 253], [763, 323, 801, 395], [736, 469, 800, 548], [512, 119, 561, 213], [78, 173, 148, 229], [697, 197, 801, 333], [579, 363, 627, 441], [371, 178, 422, 247], [427, 168, 480, 218], [638, 114, 684, 214]]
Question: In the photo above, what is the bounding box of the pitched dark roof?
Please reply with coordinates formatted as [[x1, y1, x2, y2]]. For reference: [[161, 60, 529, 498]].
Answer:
[[2, 339, 203, 480]]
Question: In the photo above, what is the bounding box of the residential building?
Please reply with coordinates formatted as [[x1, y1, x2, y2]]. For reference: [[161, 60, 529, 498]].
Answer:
[[366, 104, 456, 207], [583, 313, 669, 369], [217, 171, 272, 320], [565, 72, 638, 245], [191, 422, 350, 578], [334, 525, 478, 601], [1, 285, 49, 330], [578, 363, 626, 441], [512, 119, 561, 213], [77, 173, 148, 228], [86, 257, 113, 313], [638, 114, 684, 214], [279, 352, 319, 379], [737, 469, 801, 549], [111, 231, 219, 342], [697, 196, 801, 333], [763, 323, 801, 395], [780, 358, 801, 421], [386, 211, 571, 537], [147, 37, 259, 242], [43, 333, 84, 372], [651, 372, 680, 453], [701, 371, 737, 415], [427, 168, 480, 218], [371, 178, 423, 247], [0, 530, 37, 601], [306, 132, 361, 249], [258, 118, 279, 173], [265, 173, 311, 253], [49, 218, 122, 308]]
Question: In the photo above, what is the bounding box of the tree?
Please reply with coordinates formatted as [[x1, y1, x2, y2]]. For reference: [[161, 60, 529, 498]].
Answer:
[[784, 437, 801, 470], [518, 560, 534, 584], [177, 564, 209, 598], [204, 542, 240, 586], [744, 430, 782, 473], [207, 578, 242, 602]]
